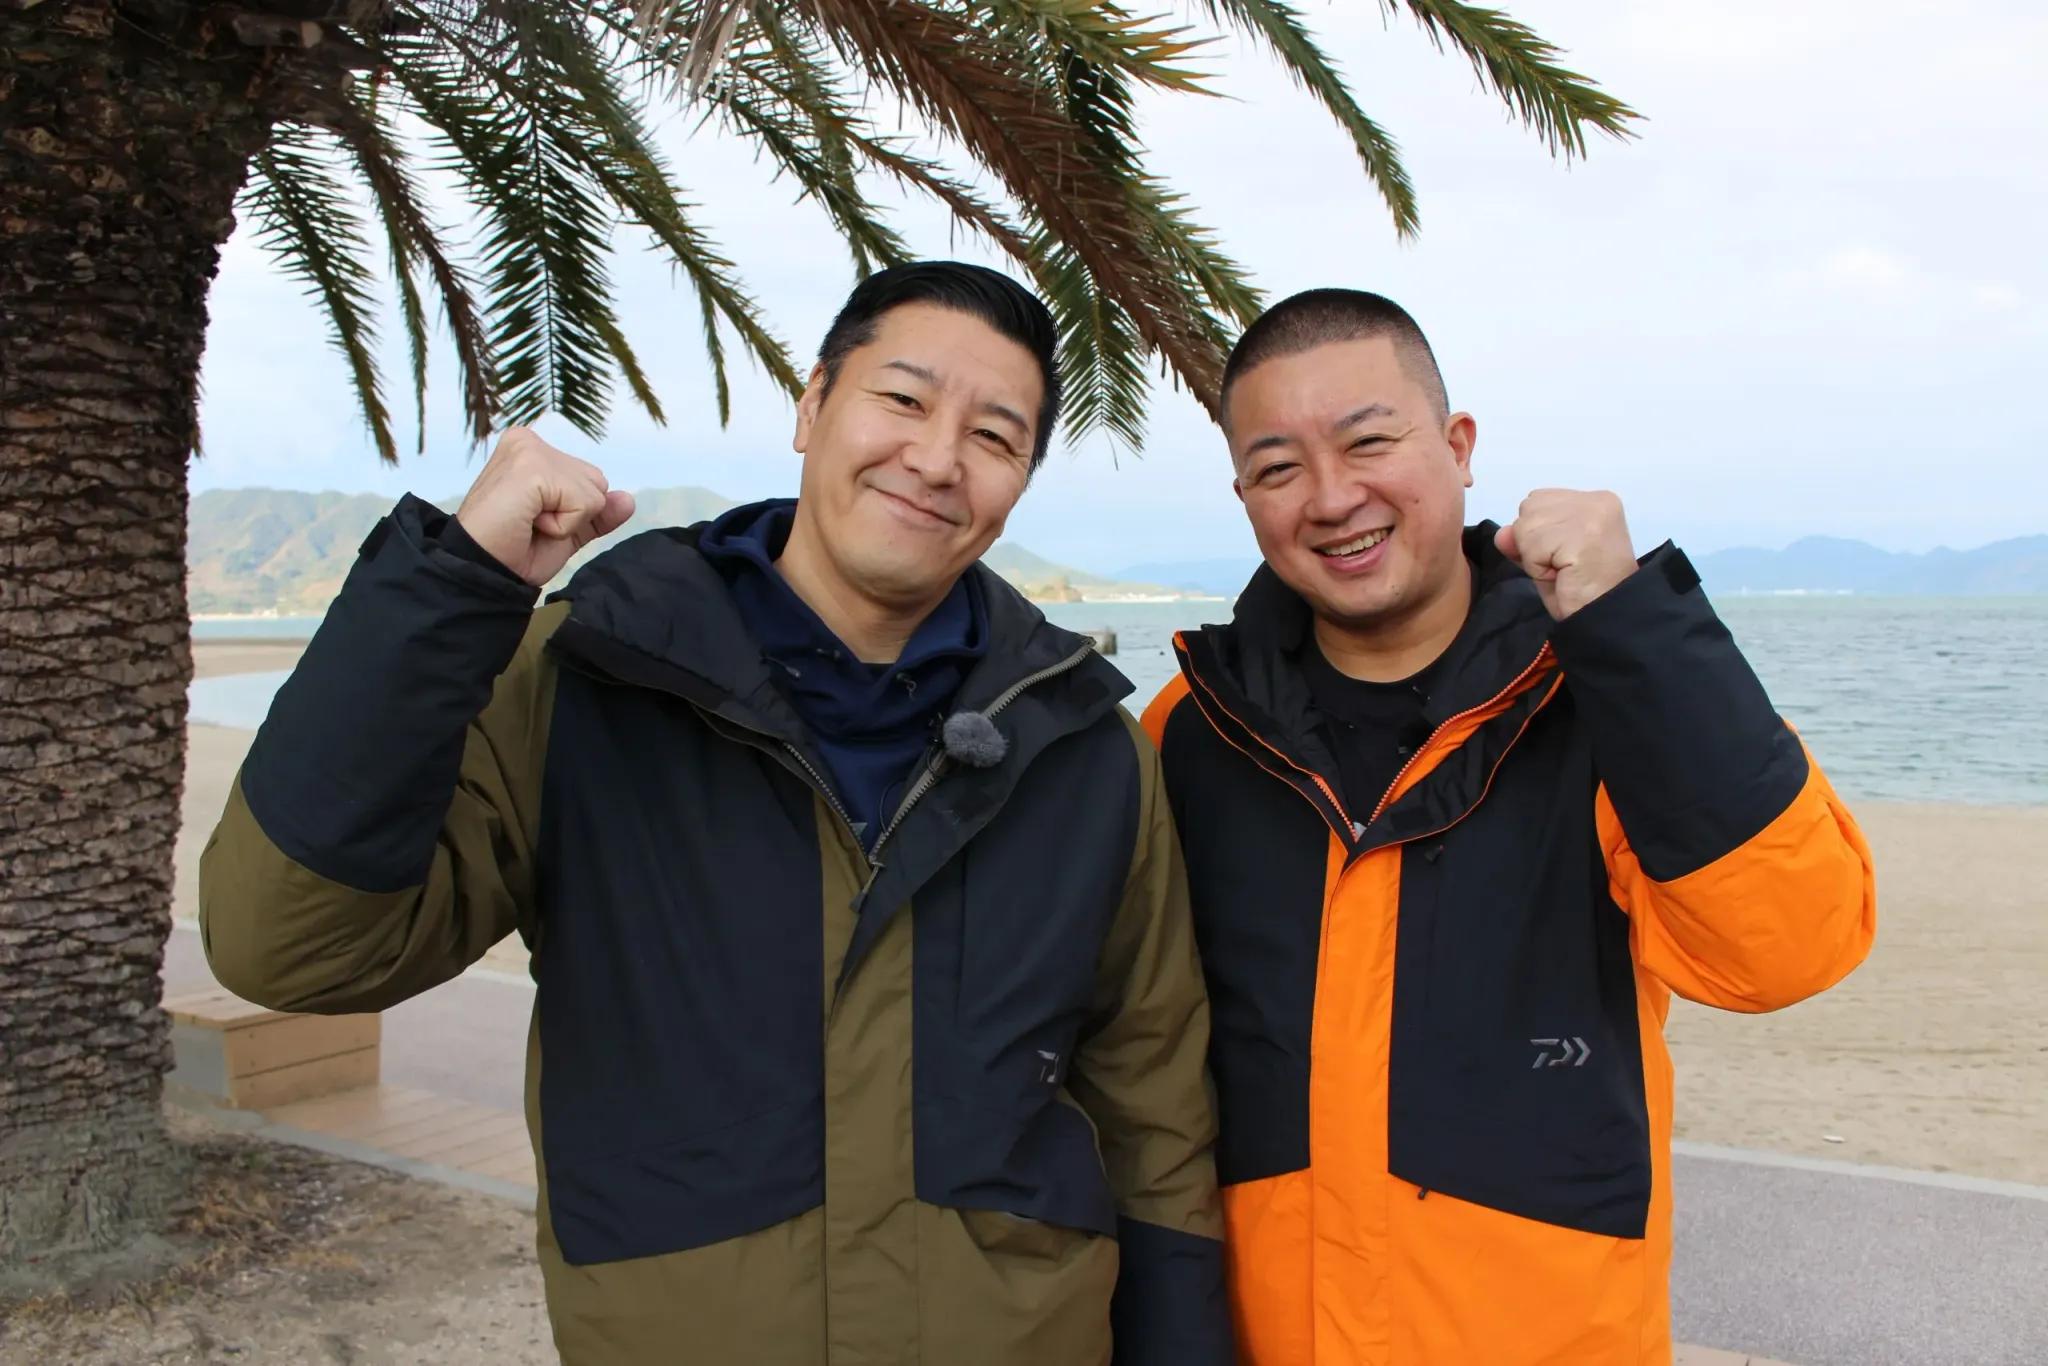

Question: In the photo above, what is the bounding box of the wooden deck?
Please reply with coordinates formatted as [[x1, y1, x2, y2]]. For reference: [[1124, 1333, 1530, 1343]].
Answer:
[[264, 1083, 536, 1189]]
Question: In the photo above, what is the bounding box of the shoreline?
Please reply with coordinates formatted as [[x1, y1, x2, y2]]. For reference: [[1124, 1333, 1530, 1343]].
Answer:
[[189, 593, 1232, 625]]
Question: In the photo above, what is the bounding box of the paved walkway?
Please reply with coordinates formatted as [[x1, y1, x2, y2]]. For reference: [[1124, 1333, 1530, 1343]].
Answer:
[[163, 925, 2046, 1365]]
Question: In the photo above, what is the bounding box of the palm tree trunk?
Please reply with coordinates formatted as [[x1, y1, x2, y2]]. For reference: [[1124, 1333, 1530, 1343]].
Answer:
[[0, 1, 271, 1266]]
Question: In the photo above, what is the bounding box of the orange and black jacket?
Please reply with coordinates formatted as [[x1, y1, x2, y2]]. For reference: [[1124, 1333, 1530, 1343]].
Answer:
[[1142, 527, 1876, 1365]]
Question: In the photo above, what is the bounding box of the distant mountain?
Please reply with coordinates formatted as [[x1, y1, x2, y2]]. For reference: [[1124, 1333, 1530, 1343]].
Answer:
[[185, 486, 738, 614], [186, 486, 1195, 615], [1113, 557, 1259, 599], [187, 489, 392, 615], [1696, 535, 2048, 594]]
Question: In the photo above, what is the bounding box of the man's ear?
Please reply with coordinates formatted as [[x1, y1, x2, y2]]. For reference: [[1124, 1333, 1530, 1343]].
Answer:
[[1445, 411, 1478, 489], [792, 362, 829, 454]]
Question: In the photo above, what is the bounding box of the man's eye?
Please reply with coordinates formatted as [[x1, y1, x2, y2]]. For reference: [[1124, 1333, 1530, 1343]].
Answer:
[[886, 392, 920, 409], [1257, 463, 1297, 483], [1350, 436, 1390, 452]]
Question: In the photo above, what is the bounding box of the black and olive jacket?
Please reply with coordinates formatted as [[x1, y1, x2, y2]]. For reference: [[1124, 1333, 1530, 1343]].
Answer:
[[201, 494, 1230, 1365]]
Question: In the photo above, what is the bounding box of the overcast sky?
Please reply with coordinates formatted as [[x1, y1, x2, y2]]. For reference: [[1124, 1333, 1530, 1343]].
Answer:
[[189, 1, 2046, 573]]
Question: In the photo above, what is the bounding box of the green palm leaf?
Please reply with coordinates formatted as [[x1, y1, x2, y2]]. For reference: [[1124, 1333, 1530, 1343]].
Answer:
[[241, 125, 398, 463], [1195, 0, 1420, 235], [381, 30, 629, 434], [330, 83, 500, 448], [209, 0, 1638, 454], [1388, 0, 1640, 156], [429, 5, 804, 404]]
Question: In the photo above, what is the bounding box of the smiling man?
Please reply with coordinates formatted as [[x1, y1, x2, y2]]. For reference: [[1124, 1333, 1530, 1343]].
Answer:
[[1142, 289, 1877, 1364], [201, 262, 1229, 1364]]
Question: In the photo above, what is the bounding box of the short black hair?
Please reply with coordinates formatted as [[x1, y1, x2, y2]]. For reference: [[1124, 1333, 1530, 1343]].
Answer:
[[1220, 288, 1448, 425], [816, 261, 1061, 468]]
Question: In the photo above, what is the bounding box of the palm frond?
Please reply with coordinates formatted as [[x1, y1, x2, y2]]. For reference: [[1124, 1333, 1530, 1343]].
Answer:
[[703, 84, 909, 276], [695, 285, 733, 423], [242, 124, 398, 463], [1038, 234, 1150, 455], [1195, 0, 1419, 235], [225, 0, 1635, 457], [733, 5, 910, 275], [1387, 0, 1640, 156], [329, 81, 499, 447], [973, 0, 1219, 93], [1130, 182, 1261, 339], [386, 193, 431, 451], [429, 6, 805, 406], [381, 31, 629, 434], [633, 0, 748, 93], [595, 312, 666, 424], [1044, 45, 1255, 443], [839, 131, 1041, 267], [678, 10, 910, 278], [799, 0, 1230, 413]]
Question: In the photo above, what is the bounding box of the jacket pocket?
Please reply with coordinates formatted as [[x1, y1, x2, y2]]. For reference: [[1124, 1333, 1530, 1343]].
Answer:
[[544, 1095, 823, 1266], [913, 1090, 1118, 1239]]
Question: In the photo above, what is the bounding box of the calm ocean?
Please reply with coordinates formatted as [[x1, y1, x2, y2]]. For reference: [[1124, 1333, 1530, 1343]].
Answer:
[[192, 593, 2048, 807]]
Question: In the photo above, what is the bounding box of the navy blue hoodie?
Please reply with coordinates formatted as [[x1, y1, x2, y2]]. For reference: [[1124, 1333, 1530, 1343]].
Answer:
[[698, 499, 988, 847]]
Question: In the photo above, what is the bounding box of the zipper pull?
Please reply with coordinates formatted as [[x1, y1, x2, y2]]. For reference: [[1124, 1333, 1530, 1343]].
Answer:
[[854, 859, 885, 914]]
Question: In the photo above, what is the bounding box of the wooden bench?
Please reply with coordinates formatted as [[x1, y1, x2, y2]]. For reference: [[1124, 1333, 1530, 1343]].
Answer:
[[164, 987, 380, 1110]]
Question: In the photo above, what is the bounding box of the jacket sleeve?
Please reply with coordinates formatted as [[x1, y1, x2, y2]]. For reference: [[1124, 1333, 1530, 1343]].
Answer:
[[199, 494, 560, 1015], [1065, 710, 1231, 1365], [1552, 544, 1877, 1013]]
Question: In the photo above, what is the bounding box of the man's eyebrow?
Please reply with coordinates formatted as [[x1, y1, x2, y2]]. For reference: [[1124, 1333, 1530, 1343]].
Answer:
[[1241, 402, 1400, 460], [880, 359, 940, 385], [976, 399, 1029, 435], [1335, 402, 1397, 430]]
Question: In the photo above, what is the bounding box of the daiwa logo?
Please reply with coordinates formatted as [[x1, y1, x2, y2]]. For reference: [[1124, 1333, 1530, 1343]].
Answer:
[[1530, 1036, 1591, 1068]]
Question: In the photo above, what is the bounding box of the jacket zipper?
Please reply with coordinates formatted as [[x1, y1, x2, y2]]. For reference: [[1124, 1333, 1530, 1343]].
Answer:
[[1363, 643, 1557, 828], [558, 632, 1099, 884], [1180, 661, 1356, 834], [1179, 639, 1556, 852], [779, 740, 862, 851], [860, 641, 1097, 888]]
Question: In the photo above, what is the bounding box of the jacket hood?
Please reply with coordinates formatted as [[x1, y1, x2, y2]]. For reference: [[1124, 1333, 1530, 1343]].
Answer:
[[546, 504, 1131, 734], [1186, 522, 1553, 744]]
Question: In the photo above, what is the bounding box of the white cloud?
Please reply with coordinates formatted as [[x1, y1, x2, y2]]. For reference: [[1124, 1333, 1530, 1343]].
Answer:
[[1972, 283, 2024, 313], [1816, 245, 1916, 293]]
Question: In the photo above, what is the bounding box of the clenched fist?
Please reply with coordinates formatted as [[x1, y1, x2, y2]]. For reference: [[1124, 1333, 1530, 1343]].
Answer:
[[1493, 489, 1637, 620], [455, 427, 636, 587]]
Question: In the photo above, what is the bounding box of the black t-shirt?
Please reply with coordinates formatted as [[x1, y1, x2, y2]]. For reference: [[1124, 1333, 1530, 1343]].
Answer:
[[1298, 643, 1443, 821]]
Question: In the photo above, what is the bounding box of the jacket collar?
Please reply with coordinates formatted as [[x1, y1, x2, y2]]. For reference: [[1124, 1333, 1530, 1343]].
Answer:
[[544, 504, 1128, 738], [1178, 523, 1560, 845], [1189, 522, 1551, 736]]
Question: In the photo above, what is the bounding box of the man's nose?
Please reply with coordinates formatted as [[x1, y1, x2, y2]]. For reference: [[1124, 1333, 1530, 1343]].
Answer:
[[1303, 465, 1363, 524], [900, 426, 966, 485]]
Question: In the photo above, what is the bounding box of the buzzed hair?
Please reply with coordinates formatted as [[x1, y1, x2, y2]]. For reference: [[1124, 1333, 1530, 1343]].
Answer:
[[1220, 288, 1449, 425]]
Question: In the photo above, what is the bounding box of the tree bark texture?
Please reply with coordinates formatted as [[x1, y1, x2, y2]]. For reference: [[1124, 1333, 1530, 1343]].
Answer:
[[1, 0, 274, 1264]]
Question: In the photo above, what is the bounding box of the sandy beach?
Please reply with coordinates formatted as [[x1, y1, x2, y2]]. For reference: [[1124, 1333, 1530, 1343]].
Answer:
[[179, 641, 2048, 1185]]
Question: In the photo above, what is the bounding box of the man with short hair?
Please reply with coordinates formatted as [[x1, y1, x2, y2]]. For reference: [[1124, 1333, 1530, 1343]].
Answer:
[[1143, 288, 1876, 1364], [203, 262, 1231, 1364]]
